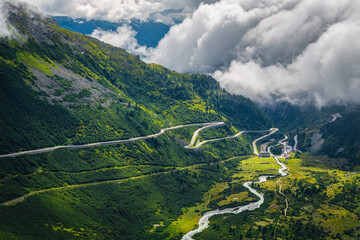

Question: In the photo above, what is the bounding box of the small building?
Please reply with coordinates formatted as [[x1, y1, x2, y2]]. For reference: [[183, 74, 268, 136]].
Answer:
[[259, 152, 271, 158]]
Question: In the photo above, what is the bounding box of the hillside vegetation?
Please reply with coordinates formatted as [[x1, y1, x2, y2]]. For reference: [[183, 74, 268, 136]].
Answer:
[[0, 2, 270, 239], [264, 102, 360, 167], [0, 2, 270, 155], [2, 2, 358, 240], [194, 154, 360, 240]]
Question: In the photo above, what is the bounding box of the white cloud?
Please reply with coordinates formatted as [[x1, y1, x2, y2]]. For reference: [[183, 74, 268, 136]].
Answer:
[[22, 0, 220, 24], [9, 0, 360, 107], [0, 0, 41, 38], [23, 0, 165, 22], [149, 0, 293, 72], [0, 1, 12, 38], [149, 0, 360, 106], [90, 25, 149, 57], [214, 19, 360, 106]]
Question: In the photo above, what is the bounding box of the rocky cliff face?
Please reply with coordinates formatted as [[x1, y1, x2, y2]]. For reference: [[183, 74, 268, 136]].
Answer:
[[3, 0, 55, 41]]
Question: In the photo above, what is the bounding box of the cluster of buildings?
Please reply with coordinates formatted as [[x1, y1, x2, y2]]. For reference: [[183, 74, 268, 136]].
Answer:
[[258, 139, 294, 158]]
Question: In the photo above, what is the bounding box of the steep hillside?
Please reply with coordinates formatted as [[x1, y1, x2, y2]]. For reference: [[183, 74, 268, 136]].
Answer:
[[320, 107, 360, 166], [264, 102, 360, 167], [0, 1, 270, 155]]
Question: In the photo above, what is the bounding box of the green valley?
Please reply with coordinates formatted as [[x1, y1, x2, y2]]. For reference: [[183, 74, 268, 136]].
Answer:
[[0, 1, 359, 240]]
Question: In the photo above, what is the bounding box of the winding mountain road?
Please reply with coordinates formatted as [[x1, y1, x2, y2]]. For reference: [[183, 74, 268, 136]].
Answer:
[[185, 122, 225, 148], [0, 121, 273, 206], [0, 122, 223, 159], [185, 129, 247, 149], [278, 135, 290, 157], [252, 128, 279, 155], [186, 125, 276, 150], [1, 120, 290, 235], [260, 142, 272, 152]]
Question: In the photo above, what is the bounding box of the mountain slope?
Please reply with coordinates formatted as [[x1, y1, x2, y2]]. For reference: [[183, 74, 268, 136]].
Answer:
[[320, 107, 360, 166], [0, 2, 273, 238], [0, 1, 270, 155], [264, 102, 360, 167]]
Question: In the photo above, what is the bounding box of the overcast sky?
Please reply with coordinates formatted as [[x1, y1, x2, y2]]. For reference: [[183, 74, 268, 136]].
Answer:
[[7, 0, 360, 107]]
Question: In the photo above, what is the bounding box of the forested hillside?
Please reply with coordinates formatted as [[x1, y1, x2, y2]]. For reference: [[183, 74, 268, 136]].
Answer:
[[0, 1, 270, 154], [320, 107, 360, 166], [264, 102, 360, 167]]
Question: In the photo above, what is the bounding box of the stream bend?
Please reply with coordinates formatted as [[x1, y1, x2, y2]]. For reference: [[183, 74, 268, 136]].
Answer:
[[182, 156, 288, 240]]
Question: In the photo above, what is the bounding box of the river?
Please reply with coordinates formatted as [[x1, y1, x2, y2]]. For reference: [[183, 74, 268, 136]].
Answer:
[[182, 155, 288, 240]]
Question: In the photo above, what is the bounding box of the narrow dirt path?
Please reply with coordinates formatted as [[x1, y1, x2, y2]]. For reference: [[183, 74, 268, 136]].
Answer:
[[277, 177, 289, 217], [273, 156, 290, 217], [0, 155, 243, 206]]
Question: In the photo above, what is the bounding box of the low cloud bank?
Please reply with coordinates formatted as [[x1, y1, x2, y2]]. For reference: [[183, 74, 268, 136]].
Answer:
[[5, 0, 360, 107], [0, 1, 12, 38], [0, 0, 49, 38], [149, 0, 360, 106], [24, 0, 164, 22], [90, 25, 148, 57], [215, 20, 360, 106], [22, 0, 220, 24]]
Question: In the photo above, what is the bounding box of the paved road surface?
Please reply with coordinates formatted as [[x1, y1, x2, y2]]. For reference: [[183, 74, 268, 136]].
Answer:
[[260, 142, 272, 152], [185, 122, 225, 148], [0, 122, 281, 211], [1, 121, 292, 240], [186, 126, 275, 150], [0, 122, 223, 159], [293, 135, 302, 153], [252, 128, 278, 155]]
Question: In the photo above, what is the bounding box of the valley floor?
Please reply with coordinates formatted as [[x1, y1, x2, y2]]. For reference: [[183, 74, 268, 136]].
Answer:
[[0, 122, 359, 240]]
